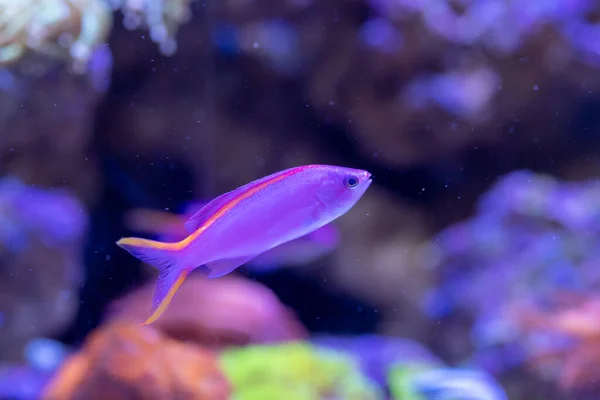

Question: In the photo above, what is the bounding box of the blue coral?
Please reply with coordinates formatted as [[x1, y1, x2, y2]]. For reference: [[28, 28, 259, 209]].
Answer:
[[422, 170, 600, 348], [388, 364, 508, 400]]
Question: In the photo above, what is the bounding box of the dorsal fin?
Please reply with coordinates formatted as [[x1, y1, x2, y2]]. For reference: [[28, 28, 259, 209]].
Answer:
[[183, 166, 305, 233], [183, 192, 236, 233]]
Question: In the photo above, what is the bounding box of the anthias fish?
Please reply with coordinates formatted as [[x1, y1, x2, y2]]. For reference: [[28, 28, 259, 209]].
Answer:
[[117, 164, 372, 325], [124, 203, 340, 270]]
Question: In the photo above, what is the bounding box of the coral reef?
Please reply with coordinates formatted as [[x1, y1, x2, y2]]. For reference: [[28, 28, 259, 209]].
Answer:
[[219, 341, 384, 400], [388, 364, 508, 400], [42, 323, 230, 400], [0, 178, 87, 362], [509, 292, 600, 393], [0, 0, 114, 205], [0, 364, 54, 400], [419, 170, 600, 396], [312, 334, 443, 387], [0, 55, 109, 204], [201, 0, 600, 168], [105, 274, 308, 347], [0, 0, 113, 71], [423, 170, 600, 330], [107, 0, 194, 56], [3, 0, 600, 399], [0, 0, 195, 70], [0, 0, 195, 206], [0, 337, 70, 399]]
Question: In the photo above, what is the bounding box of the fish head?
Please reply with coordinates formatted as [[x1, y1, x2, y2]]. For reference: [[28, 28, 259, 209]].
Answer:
[[312, 166, 372, 217]]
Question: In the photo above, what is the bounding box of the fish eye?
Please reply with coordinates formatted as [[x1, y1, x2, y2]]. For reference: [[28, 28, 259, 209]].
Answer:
[[344, 175, 359, 189]]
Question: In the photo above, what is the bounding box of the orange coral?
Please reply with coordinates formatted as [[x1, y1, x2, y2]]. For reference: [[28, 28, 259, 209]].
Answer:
[[41, 323, 230, 400]]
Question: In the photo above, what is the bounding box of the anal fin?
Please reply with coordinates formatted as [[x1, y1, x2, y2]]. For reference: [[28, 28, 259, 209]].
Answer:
[[205, 254, 258, 278]]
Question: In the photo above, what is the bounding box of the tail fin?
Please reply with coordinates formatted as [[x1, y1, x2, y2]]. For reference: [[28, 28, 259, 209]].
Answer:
[[116, 237, 191, 325]]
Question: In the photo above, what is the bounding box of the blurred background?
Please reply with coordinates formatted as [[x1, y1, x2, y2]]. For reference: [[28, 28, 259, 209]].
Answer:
[[2, 0, 600, 399]]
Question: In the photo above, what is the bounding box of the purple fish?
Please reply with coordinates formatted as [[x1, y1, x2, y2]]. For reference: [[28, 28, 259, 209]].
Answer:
[[248, 223, 340, 270], [125, 203, 341, 271], [190, 201, 341, 270], [117, 165, 372, 325]]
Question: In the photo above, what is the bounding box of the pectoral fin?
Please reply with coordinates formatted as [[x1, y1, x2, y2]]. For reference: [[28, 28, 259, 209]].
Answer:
[[204, 254, 259, 278]]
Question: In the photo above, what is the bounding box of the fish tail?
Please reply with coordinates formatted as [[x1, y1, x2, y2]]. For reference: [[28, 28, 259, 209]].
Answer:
[[116, 237, 191, 325]]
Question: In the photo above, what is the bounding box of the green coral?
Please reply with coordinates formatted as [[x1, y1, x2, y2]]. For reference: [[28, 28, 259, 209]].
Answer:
[[387, 363, 437, 400], [0, 0, 113, 71], [219, 341, 384, 400], [0, 0, 194, 72]]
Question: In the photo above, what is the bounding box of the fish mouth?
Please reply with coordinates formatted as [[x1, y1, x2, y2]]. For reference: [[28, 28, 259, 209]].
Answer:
[[360, 171, 372, 190]]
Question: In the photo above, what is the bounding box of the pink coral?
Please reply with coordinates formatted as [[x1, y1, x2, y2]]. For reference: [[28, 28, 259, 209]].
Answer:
[[104, 274, 308, 347], [509, 293, 600, 391]]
